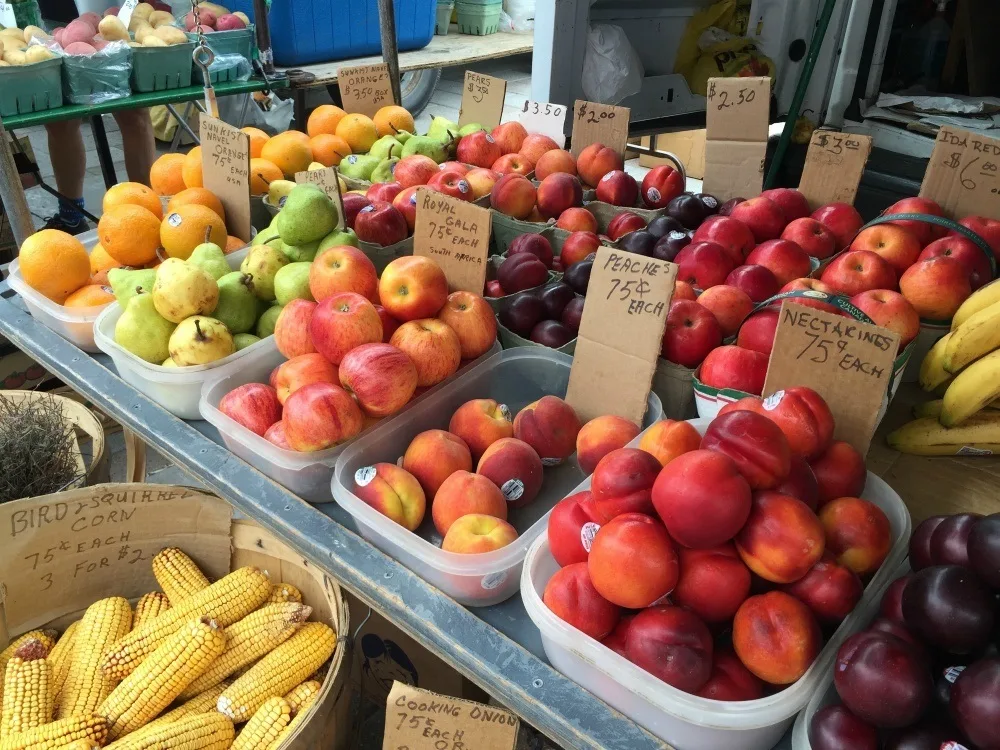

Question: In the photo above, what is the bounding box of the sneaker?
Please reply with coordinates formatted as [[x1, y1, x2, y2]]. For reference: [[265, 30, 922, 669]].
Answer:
[[40, 214, 90, 235]]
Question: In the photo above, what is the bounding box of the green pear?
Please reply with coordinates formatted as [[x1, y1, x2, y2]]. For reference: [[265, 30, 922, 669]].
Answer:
[[427, 115, 458, 141], [114, 292, 176, 364], [281, 238, 321, 263], [187, 242, 230, 281], [168, 316, 235, 366], [162, 358, 178, 367], [152, 258, 219, 324], [317, 228, 360, 251], [240, 244, 290, 301], [391, 127, 413, 144], [274, 262, 314, 305], [457, 122, 485, 137], [233, 333, 261, 350], [108, 268, 157, 307], [212, 272, 259, 334], [276, 185, 339, 246], [252, 224, 281, 247], [338, 154, 380, 181], [400, 135, 449, 164], [370, 135, 402, 160], [256, 304, 283, 338], [371, 157, 399, 184], [267, 179, 296, 206]]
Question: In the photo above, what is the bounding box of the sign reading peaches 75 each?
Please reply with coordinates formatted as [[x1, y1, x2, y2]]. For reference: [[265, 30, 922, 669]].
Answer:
[[566, 248, 677, 425], [413, 188, 492, 294]]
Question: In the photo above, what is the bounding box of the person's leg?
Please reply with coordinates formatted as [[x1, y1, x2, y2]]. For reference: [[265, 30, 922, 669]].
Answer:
[[44, 118, 88, 231], [112, 108, 156, 186]]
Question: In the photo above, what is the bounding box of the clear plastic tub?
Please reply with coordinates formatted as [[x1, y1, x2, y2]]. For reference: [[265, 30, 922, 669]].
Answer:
[[199, 338, 502, 503], [332, 348, 664, 607], [520, 417, 912, 750]]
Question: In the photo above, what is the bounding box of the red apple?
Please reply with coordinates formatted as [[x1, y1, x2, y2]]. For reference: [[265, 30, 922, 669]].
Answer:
[[272, 353, 339, 405], [491, 153, 534, 176], [919, 236, 992, 290], [746, 239, 812, 286], [641, 166, 685, 209], [661, 299, 723, 368], [274, 299, 317, 359], [820, 249, 897, 295], [219, 383, 282, 436], [426, 170, 475, 202], [282, 381, 363, 451], [761, 188, 810, 222], [883, 197, 946, 246], [534, 149, 577, 180], [736, 308, 779, 356], [850, 289, 920, 348], [693, 215, 756, 264], [697, 285, 754, 338], [394, 155, 440, 188], [699, 345, 768, 396], [595, 170, 639, 207], [812, 202, 864, 251], [726, 264, 780, 303], [354, 201, 408, 247], [519, 133, 561, 164], [339, 342, 418, 417], [730, 197, 787, 242], [310, 291, 383, 364], [849, 225, 921, 279], [464, 168, 499, 200], [898, 255, 972, 320], [439, 161, 470, 175], [374, 304, 400, 343], [341, 193, 371, 230], [490, 121, 528, 155], [675, 241, 735, 289], [456, 131, 503, 169], [392, 186, 420, 231], [781, 217, 837, 259], [951, 216, 1000, 261], [366, 182, 403, 204]]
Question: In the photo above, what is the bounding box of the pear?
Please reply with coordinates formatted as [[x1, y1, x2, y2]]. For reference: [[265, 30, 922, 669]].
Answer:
[[391, 126, 413, 144], [233, 333, 261, 350], [281, 238, 321, 263], [338, 154, 380, 181], [370, 135, 402, 161], [267, 179, 296, 207], [274, 262, 314, 305], [187, 241, 229, 280], [152, 258, 219, 324], [108, 268, 157, 307], [212, 272, 259, 334], [241, 245, 290, 301], [457, 122, 485, 137], [114, 292, 176, 364], [427, 115, 458, 142], [317, 228, 360, 252], [371, 158, 399, 184], [252, 223, 281, 247], [400, 135, 448, 164], [276, 185, 339, 246], [161, 358, 178, 367], [256, 304, 283, 338], [169, 316, 235, 366]]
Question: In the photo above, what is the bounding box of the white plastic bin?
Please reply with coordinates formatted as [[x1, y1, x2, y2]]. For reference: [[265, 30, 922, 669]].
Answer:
[[520, 417, 911, 750], [199, 338, 502, 504]]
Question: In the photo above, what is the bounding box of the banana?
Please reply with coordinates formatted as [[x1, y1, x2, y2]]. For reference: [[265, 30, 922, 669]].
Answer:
[[952, 278, 1000, 329], [913, 398, 1000, 419], [919, 332, 955, 392], [943, 299, 1000, 373], [887, 415, 1000, 456], [940, 349, 1000, 426]]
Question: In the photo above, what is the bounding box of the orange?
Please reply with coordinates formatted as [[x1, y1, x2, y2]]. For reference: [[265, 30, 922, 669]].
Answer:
[[260, 133, 313, 178], [89, 242, 121, 275], [98, 205, 162, 267], [283, 130, 310, 146], [249, 158, 283, 196], [308, 134, 351, 167], [225, 235, 245, 253], [64, 284, 115, 308], [166, 187, 226, 222], [373, 105, 415, 137], [160, 204, 227, 260], [18, 230, 91, 304], [149, 153, 186, 196], [182, 146, 203, 188], [241, 126, 270, 158], [103, 181, 163, 219], [307, 104, 347, 137], [335, 113, 378, 153]]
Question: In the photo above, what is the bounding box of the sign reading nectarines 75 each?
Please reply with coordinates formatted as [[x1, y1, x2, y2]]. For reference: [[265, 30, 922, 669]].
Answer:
[[337, 63, 394, 119], [703, 76, 771, 202], [566, 248, 677, 425], [413, 188, 492, 294], [764, 300, 900, 454], [798, 130, 873, 210], [200, 114, 252, 241], [920, 126, 1000, 221], [294, 167, 345, 231], [459, 71, 507, 130], [570, 100, 630, 159]]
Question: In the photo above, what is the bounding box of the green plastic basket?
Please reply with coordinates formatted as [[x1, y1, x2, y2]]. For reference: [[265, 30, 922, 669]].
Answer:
[[455, 1, 501, 34], [61, 46, 133, 105], [187, 25, 255, 84], [0, 57, 62, 117], [435, 1, 454, 35], [131, 41, 195, 93], [11, 0, 42, 30]]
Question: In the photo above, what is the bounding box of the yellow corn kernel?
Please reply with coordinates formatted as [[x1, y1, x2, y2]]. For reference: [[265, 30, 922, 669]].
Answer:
[[99, 617, 226, 741], [179, 603, 311, 700], [265, 584, 302, 605], [0, 714, 108, 750], [231, 698, 290, 750], [103, 711, 234, 750], [45, 622, 77, 706], [139, 680, 230, 734], [59, 598, 132, 718], [133, 593, 171, 629], [61, 741, 99, 750], [1, 640, 52, 737], [217, 622, 335, 722], [152, 548, 210, 604], [266, 683, 319, 750], [102, 566, 271, 681], [282, 681, 320, 715]]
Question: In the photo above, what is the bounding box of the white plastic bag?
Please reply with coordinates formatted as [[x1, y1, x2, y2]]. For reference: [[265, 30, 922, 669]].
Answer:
[[502, 0, 534, 31], [237, 91, 294, 135], [582, 23, 644, 104]]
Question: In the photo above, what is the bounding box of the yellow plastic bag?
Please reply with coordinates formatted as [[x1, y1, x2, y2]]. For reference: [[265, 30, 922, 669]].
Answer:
[[674, 0, 739, 78], [688, 34, 776, 97]]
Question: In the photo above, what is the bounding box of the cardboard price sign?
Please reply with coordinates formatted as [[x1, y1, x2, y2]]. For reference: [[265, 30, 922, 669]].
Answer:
[[763, 301, 900, 454], [566, 248, 676, 425], [570, 100, 630, 159], [0, 0, 16, 26], [459, 71, 506, 129], [295, 167, 345, 230], [382, 681, 518, 750], [117, 0, 139, 27], [414, 188, 491, 293], [518, 100, 567, 147], [703, 76, 771, 201], [337, 63, 395, 119], [199, 114, 252, 241], [798, 130, 873, 209], [920, 126, 1000, 221]]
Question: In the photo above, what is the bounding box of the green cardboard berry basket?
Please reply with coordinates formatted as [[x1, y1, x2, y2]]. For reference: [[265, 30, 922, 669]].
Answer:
[[61, 46, 133, 105], [0, 57, 62, 117], [130, 41, 195, 93], [187, 25, 255, 84], [455, 0, 502, 34]]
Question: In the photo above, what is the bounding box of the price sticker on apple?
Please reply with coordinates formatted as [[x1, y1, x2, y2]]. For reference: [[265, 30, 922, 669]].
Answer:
[[117, 0, 139, 28], [798, 130, 873, 209], [920, 126, 1000, 221], [518, 101, 567, 147], [199, 114, 252, 241], [337, 63, 395, 119], [413, 188, 492, 294], [570, 100, 630, 159], [703, 76, 771, 201], [294, 166, 345, 231], [458, 71, 507, 130], [0, 0, 16, 27]]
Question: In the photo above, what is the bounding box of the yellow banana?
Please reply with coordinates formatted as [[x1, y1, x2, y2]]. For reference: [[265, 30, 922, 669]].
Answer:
[[919, 332, 954, 392], [940, 349, 1000, 426], [952, 278, 1000, 329], [943, 299, 1000, 373], [887, 414, 1000, 456], [913, 398, 1000, 419]]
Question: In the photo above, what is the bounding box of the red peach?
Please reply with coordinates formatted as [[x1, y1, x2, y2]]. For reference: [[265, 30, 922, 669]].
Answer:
[[556, 207, 599, 233], [733, 591, 822, 684], [625, 606, 713, 693], [448, 398, 513, 461], [559, 230, 601, 266], [353, 462, 426, 531], [673, 280, 698, 301], [673, 544, 752, 623], [720, 387, 835, 460], [548, 491, 602, 566], [735, 491, 826, 583], [489, 174, 538, 220], [697, 285, 754, 337], [543, 563, 621, 640], [600, 614, 634, 658], [432, 470, 508, 536], [442, 513, 518, 553], [641, 166, 685, 209], [810, 440, 867, 508], [513, 395, 582, 463], [536, 172, 584, 220], [476, 437, 544, 508], [577, 143, 625, 187], [576, 415, 641, 474], [636, 419, 702, 467], [508, 233, 555, 268], [773, 455, 820, 511], [702, 410, 792, 490], [819, 497, 891, 576], [590, 448, 663, 522], [782, 553, 863, 625], [588, 513, 679, 609], [534, 149, 577, 181], [401, 429, 473, 499]]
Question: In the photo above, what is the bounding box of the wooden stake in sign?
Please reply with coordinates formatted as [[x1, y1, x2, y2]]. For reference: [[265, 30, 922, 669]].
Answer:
[[763, 300, 900, 454], [703, 76, 771, 201], [294, 166, 345, 231], [199, 114, 252, 241], [337, 63, 395, 119], [798, 131, 873, 210], [920, 126, 1000, 220], [458, 71, 507, 130], [570, 100, 630, 159], [413, 188, 491, 293], [565, 248, 676, 425]]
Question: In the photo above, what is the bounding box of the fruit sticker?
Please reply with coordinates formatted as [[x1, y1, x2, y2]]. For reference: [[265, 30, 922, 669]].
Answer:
[[500, 479, 524, 503], [481, 571, 508, 591], [355, 466, 377, 487], [580, 522, 599, 552]]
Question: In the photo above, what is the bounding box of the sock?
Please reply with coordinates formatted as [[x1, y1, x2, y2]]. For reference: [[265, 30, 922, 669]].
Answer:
[[57, 197, 85, 225]]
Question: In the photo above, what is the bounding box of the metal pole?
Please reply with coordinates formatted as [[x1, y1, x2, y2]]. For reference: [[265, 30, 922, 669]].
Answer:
[[377, 0, 402, 105], [252, 0, 274, 74], [0, 115, 34, 247]]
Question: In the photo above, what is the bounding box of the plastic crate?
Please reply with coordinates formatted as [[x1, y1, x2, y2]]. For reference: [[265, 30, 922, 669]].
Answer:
[[187, 26, 255, 84], [456, 0, 501, 34], [0, 57, 63, 117], [131, 41, 195, 93], [61, 46, 133, 105], [225, 0, 434, 66]]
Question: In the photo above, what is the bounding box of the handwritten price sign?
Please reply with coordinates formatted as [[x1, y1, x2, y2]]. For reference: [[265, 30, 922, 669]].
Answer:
[[518, 100, 567, 146], [798, 130, 873, 209], [337, 63, 394, 118], [200, 114, 251, 241], [707, 80, 759, 111], [0, 0, 16, 27], [921, 126, 1000, 221], [570, 100, 630, 158], [704, 76, 771, 201], [414, 188, 491, 293], [458, 71, 506, 129]]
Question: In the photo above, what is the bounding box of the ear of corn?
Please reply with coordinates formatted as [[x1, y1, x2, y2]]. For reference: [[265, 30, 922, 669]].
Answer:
[[0, 632, 57, 706], [140, 680, 231, 737], [217, 622, 335, 723], [59, 598, 132, 718], [60, 740, 99, 750], [282, 681, 320, 715], [151, 549, 210, 605], [266, 681, 320, 750], [265, 585, 302, 605], [1, 641, 52, 737], [133, 593, 170, 629], [99, 617, 227, 741], [178, 604, 311, 701], [102, 567, 271, 681], [231, 698, 290, 750], [0, 713, 108, 750], [103, 711, 234, 750], [45, 622, 77, 705]]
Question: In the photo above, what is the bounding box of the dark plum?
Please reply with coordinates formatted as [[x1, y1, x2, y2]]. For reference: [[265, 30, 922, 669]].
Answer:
[[499, 294, 543, 336], [868, 618, 926, 662], [539, 282, 576, 319], [880, 575, 912, 623], [930, 513, 982, 568], [530, 320, 575, 348], [666, 193, 709, 229], [564, 258, 594, 295], [619, 230, 657, 257], [884, 722, 964, 750], [695, 193, 720, 215], [719, 197, 746, 216], [646, 215, 685, 239], [969, 513, 1000, 589], [951, 658, 1000, 749], [809, 705, 879, 750], [909, 516, 948, 571], [560, 297, 585, 332], [653, 231, 692, 262], [902, 565, 995, 654]]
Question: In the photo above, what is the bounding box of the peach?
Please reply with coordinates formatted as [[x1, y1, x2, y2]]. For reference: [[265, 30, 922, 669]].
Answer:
[[555, 207, 598, 233], [697, 285, 754, 337], [720, 386, 835, 460], [519, 133, 561, 164], [819, 497, 891, 576], [378, 256, 449, 322], [577, 142, 624, 187], [353, 462, 426, 530], [673, 280, 697, 301], [338, 342, 417, 417], [310, 292, 383, 365], [810, 440, 867, 508], [442, 513, 518, 553], [548, 490, 601, 566], [274, 299, 317, 359], [534, 149, 577, 180], [733, 591, 822, 684], [543, 562, 621, 640], [536, 172, 583, 220], [637, 419, 702, 466], [782, 553, 863, 625], [588, 512, 679, 608], [401, 429, 473, 499], [476, 437, 544, 508], [464, 168, 500, 200], [449, 398, 513, 461], [673, 544, 752, 623], [389, 318, 461, 387], [489, 174, 537, 220], [735, 491, 826, 583], [309, 246, 378, 302], [590, 447, 662, 522], [513, 395, 582, 463], [576, 415, 641, 474], [701, 410, 792, 489], [559, 230, 601, 266], [432, 470, 508, 536], [625, 606, 713, 693], [898, 255, 971, 320], [437, 291, 497, 360], [273, 353, 339, 405], [282, 382, 364, 452]]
